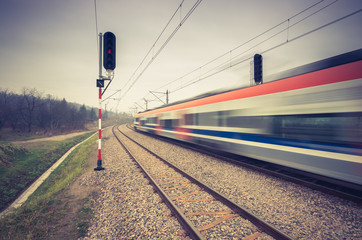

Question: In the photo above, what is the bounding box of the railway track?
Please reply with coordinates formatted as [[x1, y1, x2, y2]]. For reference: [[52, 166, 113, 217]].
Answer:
[[113, 125, 294, 240], [127, 125, 362, 204]]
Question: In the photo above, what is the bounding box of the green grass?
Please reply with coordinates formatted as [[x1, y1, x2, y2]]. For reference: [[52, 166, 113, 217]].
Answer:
[[28, 135, 93, 203], [0, 133, 97, 239], [0, 132, 94, 212], [76, 206, 93, 236], [0, 143, 29, 167]]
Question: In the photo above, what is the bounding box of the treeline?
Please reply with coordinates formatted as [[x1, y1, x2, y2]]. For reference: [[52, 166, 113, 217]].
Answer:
[[0, 88, 116, 132]]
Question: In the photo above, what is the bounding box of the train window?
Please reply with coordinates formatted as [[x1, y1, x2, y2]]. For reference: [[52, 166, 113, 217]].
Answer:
[[198, 112, 219, 126], [146, 117, 157, 124], [272, 114, 362, 145], [195, 113, 199, 125], [164, 119, 173, 128], [185, 114, 194, 125], [226, 115, 271, 129], [193, 111, 226, 127], [218, 111, 225, 126], [174, 119, 180, 127]]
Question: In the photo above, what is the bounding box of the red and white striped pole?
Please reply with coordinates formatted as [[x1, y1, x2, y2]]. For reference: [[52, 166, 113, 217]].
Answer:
[[98, 88, 102, 161], [94, 87, 104, 171], [94, 33, 105, 171]]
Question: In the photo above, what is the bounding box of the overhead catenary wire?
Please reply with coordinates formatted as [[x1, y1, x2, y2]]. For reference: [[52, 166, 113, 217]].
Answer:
[[154, 0, 328, 92], [117, 0, 203, 105], [103, 88, 121, 102], [122, 0, 186, 91], [170, 0, 341, 93], [170, 8, 361, 93], [103, 0, 187, 103], [137, 0, 358, 108], [157, 0, 337, 93], [144, 0, 342, 99]]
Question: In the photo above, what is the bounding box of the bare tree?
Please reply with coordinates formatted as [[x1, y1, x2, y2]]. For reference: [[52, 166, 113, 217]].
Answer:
[[36, 97, 50, 130], [0, 88, 122, 133], [0, 89, 9, 129], [7, 93, 22, 130], [20, 88, 40, 132], [0, 89, 22, 130]]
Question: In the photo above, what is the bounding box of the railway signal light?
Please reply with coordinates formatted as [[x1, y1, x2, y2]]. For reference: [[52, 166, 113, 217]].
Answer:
[[254, 54, 263, 84], [103, 32, 116, 71]]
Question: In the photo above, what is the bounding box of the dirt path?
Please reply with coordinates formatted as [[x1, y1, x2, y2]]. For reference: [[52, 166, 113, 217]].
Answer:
[[48, 139, 99, 239], [0, 133, 97, 219], [13, 131, 92, 146]]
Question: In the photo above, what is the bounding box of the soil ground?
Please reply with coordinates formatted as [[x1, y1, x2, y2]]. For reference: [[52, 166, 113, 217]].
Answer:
[[47, 139, 100, 239], [5, 130, 100, 238], [2, 123, 120, 238], [13, 131, 92, 145]]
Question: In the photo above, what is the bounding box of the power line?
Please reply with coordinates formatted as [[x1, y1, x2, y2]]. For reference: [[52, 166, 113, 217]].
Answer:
[[171, 8, 361, 93], [180, 0, 340, 90], [261, 8, 361, 56], [118, 0, 203, 104], [151, 0, 340, 95], [154, 0, 331, 93], [103, 88, 121, 102], [123, 0, 185, 91], [138, 0, 357, 107]]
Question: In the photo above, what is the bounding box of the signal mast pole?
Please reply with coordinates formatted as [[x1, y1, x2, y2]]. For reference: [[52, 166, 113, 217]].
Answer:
[[95, 33, 105, 171], [94, 31, 116, 171]]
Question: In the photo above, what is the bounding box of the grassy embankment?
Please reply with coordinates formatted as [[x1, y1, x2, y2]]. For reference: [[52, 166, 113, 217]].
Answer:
[[0, 132, 97, 239]]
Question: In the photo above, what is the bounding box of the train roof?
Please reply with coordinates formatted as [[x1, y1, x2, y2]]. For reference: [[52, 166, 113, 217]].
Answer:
[[136, 48, 362, 116]]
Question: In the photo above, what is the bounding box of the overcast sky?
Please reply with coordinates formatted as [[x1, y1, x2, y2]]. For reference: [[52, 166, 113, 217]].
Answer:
[[0, 0, 361, 113]]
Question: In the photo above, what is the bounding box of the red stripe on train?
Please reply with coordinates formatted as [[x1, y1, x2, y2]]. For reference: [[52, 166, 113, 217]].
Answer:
[[136, 60, 362, 117]]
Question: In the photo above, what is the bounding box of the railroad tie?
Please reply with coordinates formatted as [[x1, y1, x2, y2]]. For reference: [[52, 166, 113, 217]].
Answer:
[[176, 198, 216, 202], [153, 166, 170, 171], [171, 191, 202, 201], [158, 180, 189, 185], [151, 174, 183, 179], [197, 213, 239, 231], [242, 231, 266, 240], [185, 210, 234, 216], [162, 182, 191, 191]]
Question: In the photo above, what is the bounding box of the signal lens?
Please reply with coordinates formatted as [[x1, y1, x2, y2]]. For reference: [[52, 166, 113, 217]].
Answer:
[[103, 32, 116, 70]]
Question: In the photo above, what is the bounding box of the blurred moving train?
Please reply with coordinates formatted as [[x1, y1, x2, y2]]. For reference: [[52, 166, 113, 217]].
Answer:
[[134, 49, 362, 186]]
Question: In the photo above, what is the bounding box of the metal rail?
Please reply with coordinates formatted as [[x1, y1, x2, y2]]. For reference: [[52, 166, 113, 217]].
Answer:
[[128, 125, 362, 204], [112, 126, 204, 240], [116, 125, 294, 240]]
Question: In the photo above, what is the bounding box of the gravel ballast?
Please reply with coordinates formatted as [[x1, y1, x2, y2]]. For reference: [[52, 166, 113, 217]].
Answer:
[[80, 127, 190, 239], [81, 125, 361, 239], [115, 127, 276, 239], [121, 125, 361, 240]]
